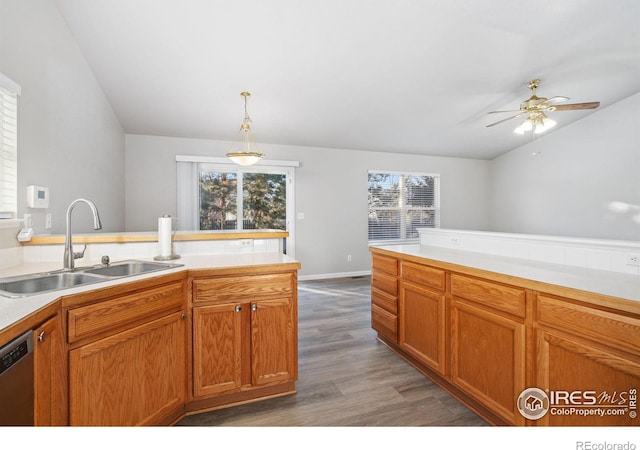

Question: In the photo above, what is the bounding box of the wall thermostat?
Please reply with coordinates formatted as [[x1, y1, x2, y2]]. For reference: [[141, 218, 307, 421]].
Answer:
[[26, 185, 49, 208]]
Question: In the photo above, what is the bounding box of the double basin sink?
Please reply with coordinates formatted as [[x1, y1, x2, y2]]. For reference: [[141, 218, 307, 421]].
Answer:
[[0, 260, 183, 298]]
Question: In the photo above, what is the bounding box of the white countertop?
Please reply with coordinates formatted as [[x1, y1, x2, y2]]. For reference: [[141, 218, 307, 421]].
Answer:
[[0, 253, 299, 333], [372, 244, 640, 303]]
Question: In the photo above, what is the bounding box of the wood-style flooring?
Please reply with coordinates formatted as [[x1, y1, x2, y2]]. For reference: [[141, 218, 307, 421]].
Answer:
[[177, 276, 488, 426]]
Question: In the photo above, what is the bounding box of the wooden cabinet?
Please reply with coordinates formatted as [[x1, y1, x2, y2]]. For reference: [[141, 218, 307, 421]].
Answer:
[[191, 271, 298, 404], [193, 302, 243, 396], [34, 314, 66, 426], [371, 254, 399, 342], [399, 261, 446, 375], [535, 293, 640, 426], [65, 276, 187, 426], [6, 261, 301, 426], [449, 274, 527, 425], [370, 247, 640, 426]]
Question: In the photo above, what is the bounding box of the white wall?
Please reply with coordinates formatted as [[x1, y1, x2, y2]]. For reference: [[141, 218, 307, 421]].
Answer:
[[3, 0, 636, 273], [125, 134, 491, 277], [489, 93, 640, 241], [0, 0, 125, 241]]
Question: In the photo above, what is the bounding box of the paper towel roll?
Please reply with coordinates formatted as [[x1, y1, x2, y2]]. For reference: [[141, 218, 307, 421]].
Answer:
[[158, 216, 173, 257]]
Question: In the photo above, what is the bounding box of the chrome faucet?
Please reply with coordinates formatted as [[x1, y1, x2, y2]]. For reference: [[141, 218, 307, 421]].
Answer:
[[63, 198, 102, 270]]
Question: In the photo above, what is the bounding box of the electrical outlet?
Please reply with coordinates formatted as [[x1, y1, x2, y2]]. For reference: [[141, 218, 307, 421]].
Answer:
[[347, 254, 352, 262], [45, 213, 52, 229], [23, 213, 32, 227], [626, 254, 640, 266]]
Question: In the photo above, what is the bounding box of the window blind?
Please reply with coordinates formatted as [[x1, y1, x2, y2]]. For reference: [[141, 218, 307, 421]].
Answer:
[[368, 171, 440, 242], [0, 73, 20, 219]]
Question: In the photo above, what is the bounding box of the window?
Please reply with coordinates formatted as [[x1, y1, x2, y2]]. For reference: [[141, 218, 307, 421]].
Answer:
[[176, 156, 297, 256], [198, 167, 287, 231], [368, 171, 440, 242], [0, 73, 20, 219]]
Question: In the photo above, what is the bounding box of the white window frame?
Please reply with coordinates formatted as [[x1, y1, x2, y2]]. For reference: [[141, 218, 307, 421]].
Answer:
[[176, 156, 298, 258], [0, 73, 20, 221], [368, 170, 441, 245]]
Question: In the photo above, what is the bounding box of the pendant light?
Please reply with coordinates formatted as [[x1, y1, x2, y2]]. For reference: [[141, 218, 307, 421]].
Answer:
[[226, 92, 265, 166]]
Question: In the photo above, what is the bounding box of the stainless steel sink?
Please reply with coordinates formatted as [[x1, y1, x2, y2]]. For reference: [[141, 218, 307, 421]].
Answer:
[[0, 260, 183, 298], [82, 260, 181, 278], [0, 272, 105, 297]]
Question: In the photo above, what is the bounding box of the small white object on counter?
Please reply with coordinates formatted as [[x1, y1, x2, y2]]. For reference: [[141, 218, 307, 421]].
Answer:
[[157, 215, 173, 258]]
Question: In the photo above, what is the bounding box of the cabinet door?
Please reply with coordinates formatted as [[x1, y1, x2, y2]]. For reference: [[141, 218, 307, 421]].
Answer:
[[193, 303, 243, 397], [69, 311, 186, 426], [537, 328, 640, 426], [251, 297, 296, 386], [399, 281, 446, 375], [451, 299, 526, 425], [34, 315, 67, 426]]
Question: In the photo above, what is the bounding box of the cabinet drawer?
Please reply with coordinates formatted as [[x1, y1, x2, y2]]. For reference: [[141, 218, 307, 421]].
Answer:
[[401, 261, 445, 291], [537, 294, 640, 354], [67, 281, 184, 343], [193, 273, 293, 304], [372, 304, 397, 342], [450, 274, 525, 318], [372, 270, 397, 296], [372, 253, 398, 276], [372, 287, 397, 315]]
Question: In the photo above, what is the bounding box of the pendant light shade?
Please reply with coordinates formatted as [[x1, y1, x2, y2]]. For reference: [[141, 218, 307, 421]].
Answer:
[[226, 92, 265, 166]]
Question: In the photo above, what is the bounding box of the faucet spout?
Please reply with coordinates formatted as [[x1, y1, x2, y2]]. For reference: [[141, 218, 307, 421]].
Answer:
[[63, 198, 102, 270]]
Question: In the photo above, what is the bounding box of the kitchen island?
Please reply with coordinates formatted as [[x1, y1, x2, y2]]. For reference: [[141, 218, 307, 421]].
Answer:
[[370, 242, 639, 426]]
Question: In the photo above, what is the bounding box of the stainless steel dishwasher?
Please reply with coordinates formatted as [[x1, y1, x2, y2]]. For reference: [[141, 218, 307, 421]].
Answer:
[[0, 330, 34, 426]]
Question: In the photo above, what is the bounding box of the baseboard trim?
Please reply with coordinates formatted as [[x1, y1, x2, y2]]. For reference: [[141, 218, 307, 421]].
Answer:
[[298, 270, 371, 281]]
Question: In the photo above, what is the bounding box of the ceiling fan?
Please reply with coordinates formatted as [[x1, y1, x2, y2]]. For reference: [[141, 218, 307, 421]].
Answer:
[[486, 79, 600, 134]]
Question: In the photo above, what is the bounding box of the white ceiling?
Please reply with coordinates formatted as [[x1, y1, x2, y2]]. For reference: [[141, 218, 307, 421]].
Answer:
[[55, 0, 640, 160]]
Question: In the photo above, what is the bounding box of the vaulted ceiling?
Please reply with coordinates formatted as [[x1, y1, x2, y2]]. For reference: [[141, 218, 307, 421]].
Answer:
[[55, 0, 640, 159]]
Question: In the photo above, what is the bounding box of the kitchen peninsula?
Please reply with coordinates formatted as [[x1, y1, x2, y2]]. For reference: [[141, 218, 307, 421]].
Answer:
[[370, 229, 640, 426], [0, 229, 299, 426]]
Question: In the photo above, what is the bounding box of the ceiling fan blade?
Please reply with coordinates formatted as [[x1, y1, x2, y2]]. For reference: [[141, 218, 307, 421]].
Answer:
[[486, 112, 526, 128], [550, 101, 600, 111], [487, 109, 522, 114], [541, 96, 569, 106]]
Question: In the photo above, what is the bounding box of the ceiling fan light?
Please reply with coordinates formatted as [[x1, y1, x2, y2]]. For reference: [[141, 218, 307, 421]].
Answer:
[[542, 116, 556, 130], [514, 118, 533, 134]]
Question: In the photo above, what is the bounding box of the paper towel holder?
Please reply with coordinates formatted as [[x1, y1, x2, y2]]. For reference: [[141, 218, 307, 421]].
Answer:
[[154, 215, 181, 261]]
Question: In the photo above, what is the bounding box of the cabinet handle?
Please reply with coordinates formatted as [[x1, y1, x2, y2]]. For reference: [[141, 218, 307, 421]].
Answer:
[[37, 331, 45, 343], [180, 313, 187, 320], [235, 305, 242, 312], [251, 304, 257, 311]]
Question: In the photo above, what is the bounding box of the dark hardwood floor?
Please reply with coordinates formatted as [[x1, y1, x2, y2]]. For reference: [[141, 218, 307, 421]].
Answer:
[[177, 276, 487, 427]]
